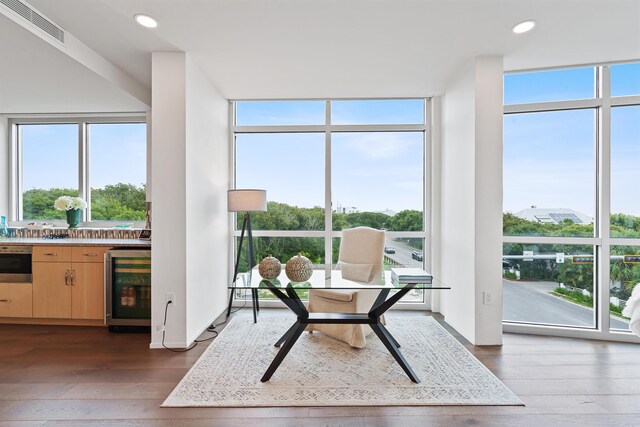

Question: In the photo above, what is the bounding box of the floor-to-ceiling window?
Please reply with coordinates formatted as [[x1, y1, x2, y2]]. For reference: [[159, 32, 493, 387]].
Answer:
[[232, 99, 429, 307], [503, 62, 640, 340]]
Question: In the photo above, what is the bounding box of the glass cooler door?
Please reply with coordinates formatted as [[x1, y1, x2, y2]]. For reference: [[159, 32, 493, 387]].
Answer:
[[106, 249, 151, 326]]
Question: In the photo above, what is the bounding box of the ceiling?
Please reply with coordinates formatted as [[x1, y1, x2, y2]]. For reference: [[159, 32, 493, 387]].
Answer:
[[0, 13, 149, 114], [3, 0, 640, 112]]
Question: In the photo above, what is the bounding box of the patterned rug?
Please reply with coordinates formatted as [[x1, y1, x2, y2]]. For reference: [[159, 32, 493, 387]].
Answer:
[[162, 316, 522, 407]]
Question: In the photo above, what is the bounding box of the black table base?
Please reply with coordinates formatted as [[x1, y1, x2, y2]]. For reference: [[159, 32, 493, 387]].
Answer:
[[261, 282, 420, 383], [227, 288, 259, 323]]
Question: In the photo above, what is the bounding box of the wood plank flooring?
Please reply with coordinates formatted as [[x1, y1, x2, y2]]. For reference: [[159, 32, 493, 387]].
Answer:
[[1, 309, 640, 426]]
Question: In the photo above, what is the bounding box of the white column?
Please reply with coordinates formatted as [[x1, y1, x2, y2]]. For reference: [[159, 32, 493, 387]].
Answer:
[[150, 52, 229, 348], [151, 52, 188, 348], [440, 56, 503, 345]]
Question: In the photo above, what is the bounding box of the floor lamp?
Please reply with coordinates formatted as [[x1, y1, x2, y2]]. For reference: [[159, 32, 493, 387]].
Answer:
[[226, 189, 267, 323]]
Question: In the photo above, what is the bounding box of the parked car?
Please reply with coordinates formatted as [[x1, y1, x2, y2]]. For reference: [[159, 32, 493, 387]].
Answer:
[[384, 247, 395, 254], [411, 251, 423, 261]]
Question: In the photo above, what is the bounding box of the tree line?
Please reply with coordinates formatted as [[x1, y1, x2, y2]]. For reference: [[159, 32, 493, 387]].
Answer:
[[23, 184, 146, 221], [503, 213, 640, 301], [22, 187, 640, 300], [235, 202, 423, 271]]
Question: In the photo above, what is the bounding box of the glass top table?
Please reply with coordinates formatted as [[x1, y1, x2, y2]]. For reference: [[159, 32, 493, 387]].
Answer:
[[228, 264, 450, 384], [230, 265, 450, 290]]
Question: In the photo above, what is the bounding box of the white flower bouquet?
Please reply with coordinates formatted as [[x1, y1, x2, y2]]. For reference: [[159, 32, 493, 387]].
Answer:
[[54, 196, 87, 211]]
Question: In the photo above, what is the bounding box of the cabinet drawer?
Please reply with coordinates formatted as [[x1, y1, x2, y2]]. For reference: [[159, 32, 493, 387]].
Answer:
[[72, 246, 109, 263], [0, 283, 33, 318], [32, 246, 72, 262]]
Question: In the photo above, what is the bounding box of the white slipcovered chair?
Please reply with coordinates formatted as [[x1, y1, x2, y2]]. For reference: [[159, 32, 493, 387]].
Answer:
[[622, 283, 640, 337], [306, 226, 385, 348]]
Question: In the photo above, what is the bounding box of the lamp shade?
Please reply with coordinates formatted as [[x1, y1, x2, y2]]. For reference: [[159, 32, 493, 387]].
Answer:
[[227, 189, 267, 212]]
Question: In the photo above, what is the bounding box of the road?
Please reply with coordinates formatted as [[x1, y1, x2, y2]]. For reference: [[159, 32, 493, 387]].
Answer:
[[383, 239, 422, 268], [504, 279, 629, 329], [385, 239, 629, 330]]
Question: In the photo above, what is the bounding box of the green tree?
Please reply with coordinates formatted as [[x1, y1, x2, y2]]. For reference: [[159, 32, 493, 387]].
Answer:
[[23, 187, 78, 220], [387, 210, 423, 231], [611, 213, 640, 237], [21, 184, 146, 221], [91, 183, 146, 220], [556, 263, 594, 292]]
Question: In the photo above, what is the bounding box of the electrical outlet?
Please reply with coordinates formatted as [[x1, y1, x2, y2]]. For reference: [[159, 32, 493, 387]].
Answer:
[[155, 325, 163, 331], [165, 292, 176, 306], [483, 291, 493, 305]]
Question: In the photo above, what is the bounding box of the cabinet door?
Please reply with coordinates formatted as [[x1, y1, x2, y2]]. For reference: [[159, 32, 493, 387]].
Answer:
[[33, 262, 71, 318], [0, 283, 33, 318], [71, 262, 104, 320]]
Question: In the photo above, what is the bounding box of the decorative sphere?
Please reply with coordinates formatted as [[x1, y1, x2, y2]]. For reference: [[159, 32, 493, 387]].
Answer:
[[285, 252, 313, 282], [258, 254, 281, 279]]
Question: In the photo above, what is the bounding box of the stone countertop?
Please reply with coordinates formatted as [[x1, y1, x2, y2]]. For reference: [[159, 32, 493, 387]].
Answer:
[[0, 238, 151, 247]]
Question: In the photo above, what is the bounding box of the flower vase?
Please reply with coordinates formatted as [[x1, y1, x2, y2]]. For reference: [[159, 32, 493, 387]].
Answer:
[[66, 209, 82, 229]]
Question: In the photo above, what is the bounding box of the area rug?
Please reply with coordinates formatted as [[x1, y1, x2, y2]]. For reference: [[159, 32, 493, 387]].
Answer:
[[162, 316, 522, 407]]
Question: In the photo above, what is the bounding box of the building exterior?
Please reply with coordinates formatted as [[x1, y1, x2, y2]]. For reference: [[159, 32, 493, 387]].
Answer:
[[515, 207, 594, 225]]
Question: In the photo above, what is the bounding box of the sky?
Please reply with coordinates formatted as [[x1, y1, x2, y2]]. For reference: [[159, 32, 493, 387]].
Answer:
[[235, 99, 425, 212], [18, 63, 639, 217], [235, 131, 424, 212], [22, 122, 146, 191], [504, 63, 640, 216]]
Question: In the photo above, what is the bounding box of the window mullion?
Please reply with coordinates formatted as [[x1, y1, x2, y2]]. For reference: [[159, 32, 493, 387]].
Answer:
[[11, 123, 23, 221], [79, 121, 89, 222], [324, 100, 332, 271], [598, 65, 612, 332]]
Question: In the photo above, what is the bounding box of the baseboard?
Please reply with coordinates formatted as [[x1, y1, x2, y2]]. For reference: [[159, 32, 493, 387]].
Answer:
[[149, 341, 187, 349], [149, 307, 226, 350]]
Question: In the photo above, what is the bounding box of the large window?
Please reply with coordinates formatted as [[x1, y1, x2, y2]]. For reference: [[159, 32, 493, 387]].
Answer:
[[233, 99, 429, 305], [12, 118, 146, 224], [503, 62, 640, 339]]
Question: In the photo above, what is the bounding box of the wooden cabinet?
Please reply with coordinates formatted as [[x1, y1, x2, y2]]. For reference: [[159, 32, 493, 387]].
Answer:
[[32, 246, 73, 263], [0, 283, 33, 318], [70, 256, 106, 320], [33, 262, 71, 318], [32, 245, 108, 320]]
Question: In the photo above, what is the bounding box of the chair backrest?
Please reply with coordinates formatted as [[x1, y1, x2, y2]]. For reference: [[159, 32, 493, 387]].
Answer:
[[338, 227, 385, 282]]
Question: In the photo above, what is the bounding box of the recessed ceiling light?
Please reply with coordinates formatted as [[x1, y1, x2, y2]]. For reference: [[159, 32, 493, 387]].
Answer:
[[134, 14, 158, 29], [512, 20, 536, 34]]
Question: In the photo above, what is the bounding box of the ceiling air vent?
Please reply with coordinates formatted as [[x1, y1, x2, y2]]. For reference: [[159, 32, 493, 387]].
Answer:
[[1, 0, 65, 43]]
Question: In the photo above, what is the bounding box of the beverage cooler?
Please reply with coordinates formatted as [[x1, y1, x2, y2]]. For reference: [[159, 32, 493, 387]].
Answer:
[[105, 249, 151, 331]]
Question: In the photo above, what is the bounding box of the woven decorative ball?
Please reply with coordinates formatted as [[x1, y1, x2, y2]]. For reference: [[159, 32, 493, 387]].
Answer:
[[258, 254, 281, 279], [285, 252, 313, 282]]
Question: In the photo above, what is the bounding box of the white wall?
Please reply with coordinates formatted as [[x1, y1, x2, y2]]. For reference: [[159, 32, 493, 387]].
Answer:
[[151, 53, 188, 348], [150, 52, 229, 348], [439, 56, 503, 345], [473, 57, 504, 345], [184, 56, 229, 343]]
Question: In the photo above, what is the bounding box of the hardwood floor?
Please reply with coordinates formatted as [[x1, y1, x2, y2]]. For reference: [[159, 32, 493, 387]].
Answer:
[[1, 309, 640, 426]]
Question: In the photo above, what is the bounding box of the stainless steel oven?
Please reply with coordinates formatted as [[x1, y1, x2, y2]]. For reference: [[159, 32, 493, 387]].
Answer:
[[0, 246, 32, 283]]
